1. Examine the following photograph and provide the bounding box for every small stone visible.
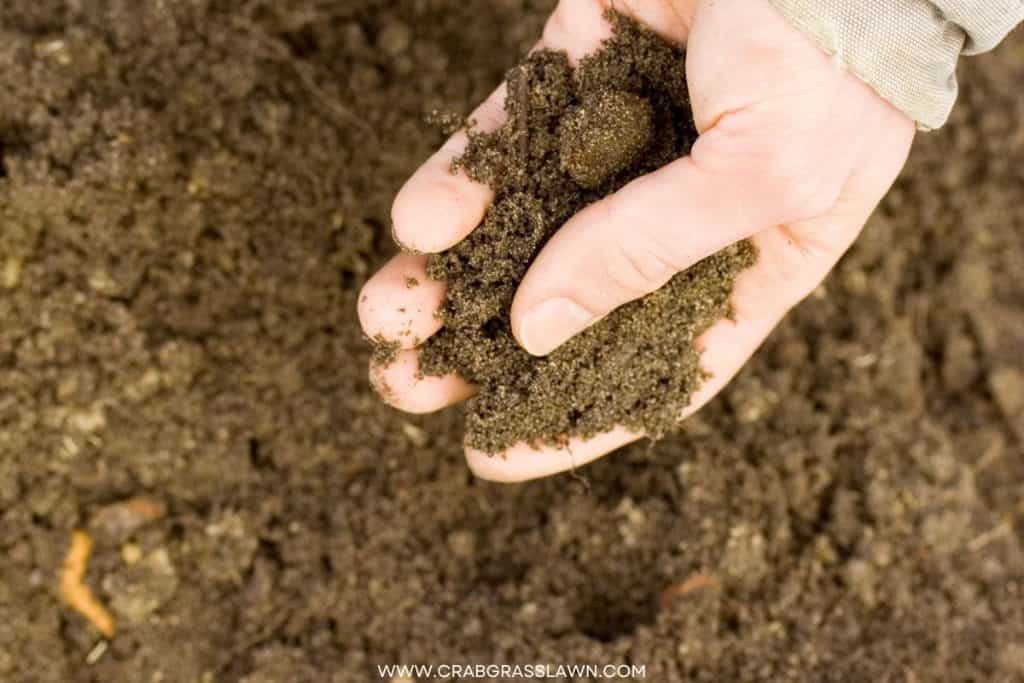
[105,548,179,624]
[61,435,81,458]
[844,559,878,607]
[125,368,163,402]
[34,39,71,65]
[401,422,428,448]
[614,497,646,526]
[56,376,80,402]
[446,530,476,559]
[558,90,653,188]
[88,270,117,295]
[68,405,106,433]
[870,540,894,567]
[2,258,22,289]
[121,543,143,565]
[85,640,108,665]
[378,21,412,57]
[989,367,1024,432]
[517,602,539,623]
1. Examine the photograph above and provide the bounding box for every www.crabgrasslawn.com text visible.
[377,663,646,679]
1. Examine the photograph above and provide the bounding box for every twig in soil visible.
[60,531,115,638]
[514,65,530,161]
[85,640,109,665]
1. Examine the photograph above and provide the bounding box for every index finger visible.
[390,0,642,254]
[390,83,507,254]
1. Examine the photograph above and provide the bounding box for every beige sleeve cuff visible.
[768,0,1024,130]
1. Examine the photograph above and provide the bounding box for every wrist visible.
[767,0,1023,131]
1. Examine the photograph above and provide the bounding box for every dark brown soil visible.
[0,2,1022,682]
[420,15,755,453]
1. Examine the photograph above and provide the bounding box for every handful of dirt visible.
[418,13,756,453]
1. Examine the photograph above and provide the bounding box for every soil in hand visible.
[420,14,756,453]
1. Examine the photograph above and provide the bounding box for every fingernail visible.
[519,298,595,356]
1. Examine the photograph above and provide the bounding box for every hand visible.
[358,0,914,482]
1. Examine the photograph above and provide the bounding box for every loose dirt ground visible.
[0,2,1021,681]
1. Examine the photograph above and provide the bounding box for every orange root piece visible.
[60,530,115,638]
[658,573,720,610]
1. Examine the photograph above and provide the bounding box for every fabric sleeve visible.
[767,0,1024,130]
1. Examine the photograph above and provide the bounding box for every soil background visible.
[0,2,1022,682]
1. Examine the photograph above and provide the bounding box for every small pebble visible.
[378,20,412,57]
[2,258,22,289]
[989,367,1024,420]
[121,544,142,565]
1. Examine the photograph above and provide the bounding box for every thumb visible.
[510,127,839,356]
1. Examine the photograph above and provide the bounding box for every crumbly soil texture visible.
[1,2,1023,682]
[420,15,756,453]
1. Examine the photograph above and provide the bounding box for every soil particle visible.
[103,547,179,624]
[2,257,22,289]
[377,20,413,58]
[942,328,980,391]
[421,13,755,453]
[989,367,1024,437]
[371,334,401,364]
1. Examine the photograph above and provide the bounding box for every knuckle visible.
[602,226,681,300]
[545,0,594,46]
[543,3,574,45]
[774,176,825,219]
[757,145,839,221]
[472,91,506,131]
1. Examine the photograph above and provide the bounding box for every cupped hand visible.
[358,0,914,482]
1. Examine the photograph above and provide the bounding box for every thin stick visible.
[515,66,530,161]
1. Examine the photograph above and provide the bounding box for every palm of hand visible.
[359,0,914,481]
